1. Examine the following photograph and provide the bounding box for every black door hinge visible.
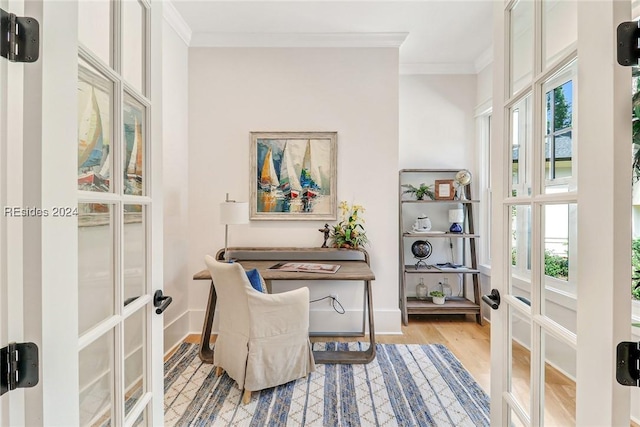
[617,21,640,67]
[616,341,640,387]
[1,342,39,396]
[0,8,39,63]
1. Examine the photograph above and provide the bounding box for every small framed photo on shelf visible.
[435,179,455,200]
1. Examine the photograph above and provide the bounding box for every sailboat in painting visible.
[299,140,321,199]
[78,87,109,191]
[278,142,301,199]
[260,147,280,192]
[126,117,143,183]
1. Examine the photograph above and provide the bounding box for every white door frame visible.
[0,0,26,424]
[490,1,631,426]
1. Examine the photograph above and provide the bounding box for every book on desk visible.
[268,262,341,274]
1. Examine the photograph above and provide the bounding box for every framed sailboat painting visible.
[250,132,337,220]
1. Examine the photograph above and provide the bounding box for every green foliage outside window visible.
[510,248,568,280]
[631,239,640,300]
[544,251,568,280]
[632,70,640,183]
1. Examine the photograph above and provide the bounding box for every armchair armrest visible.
[246,287,309,339]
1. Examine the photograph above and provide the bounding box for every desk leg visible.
[198,280,217,364]
[313,280,376,364]
[364,279,376,362]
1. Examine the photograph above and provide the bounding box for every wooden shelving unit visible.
[399,169,482,325]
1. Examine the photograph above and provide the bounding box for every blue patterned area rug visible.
[164,342,489,426]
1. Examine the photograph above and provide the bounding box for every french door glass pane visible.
[124,204,146,303]
[510,0,534,95]
[512,109,520,187]
[78,203,114,335]
[542,0,577,68]
[124,307,146,417]
[123,0,146,94]
[123,94,145,196]
[544,78,574,193]
[510,309,531,414]
[542,330,576,426]
[79,330,114,427]
[542,203,576,333]
[510,96,531,197]
[78,60,113,193]
[510,205,532,300]
[78,0,111,66]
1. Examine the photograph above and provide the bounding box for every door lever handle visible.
[153,290,172,314]
[482,289,501,310]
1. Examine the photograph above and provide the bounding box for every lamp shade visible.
[220,201,249,225]
[448,208,464,223]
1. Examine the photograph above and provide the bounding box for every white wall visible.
[476,64,493,111]
[188,47,400,334]
[399,74,477,173]
[162,19,190,353]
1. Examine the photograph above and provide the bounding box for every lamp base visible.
[449,222,463,233]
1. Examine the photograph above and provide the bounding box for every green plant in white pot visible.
[430,290,445,305]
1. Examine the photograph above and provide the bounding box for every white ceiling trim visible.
[399,62,477,75]
[473,46,493,73]
[189,32,409,48]
[164,1,192,46]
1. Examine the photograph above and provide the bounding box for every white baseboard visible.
[189,307,402,335]
[163,310,190,355]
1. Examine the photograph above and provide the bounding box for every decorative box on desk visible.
[398,169,482,326]
[193,247,376,365]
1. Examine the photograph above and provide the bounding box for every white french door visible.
[491,1,632,426]
[0,0,165,425]
[76,0,164,426]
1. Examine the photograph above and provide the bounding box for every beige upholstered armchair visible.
[204,255,316,404]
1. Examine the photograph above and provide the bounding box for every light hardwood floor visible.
[182,315,638,427]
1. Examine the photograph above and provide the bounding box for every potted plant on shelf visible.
[430,290,445,305]
[401,183,435,201]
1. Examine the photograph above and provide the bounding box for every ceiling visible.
[170,1,494,73]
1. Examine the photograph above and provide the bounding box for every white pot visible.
[432,296,445,305]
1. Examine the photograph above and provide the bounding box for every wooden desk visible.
[193,247,376,364]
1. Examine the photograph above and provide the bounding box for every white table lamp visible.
[448,208,464,233]
[220,193,249,261]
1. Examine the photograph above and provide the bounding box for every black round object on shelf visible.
[411,240,432,260]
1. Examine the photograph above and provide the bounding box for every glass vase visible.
[416,278,428,300]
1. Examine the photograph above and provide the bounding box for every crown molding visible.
[190,32,408,48]
[399,62,476,75]
[473,47,493,73]
[163,1,192,46]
